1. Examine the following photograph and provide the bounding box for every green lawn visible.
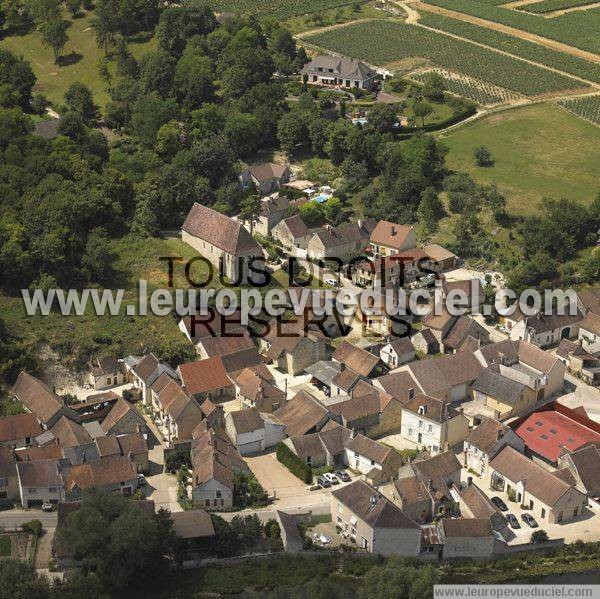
[441,102,600,215]
[0,236,209,366]
[0,10,156,109]
[284,4,390,34]
[0,535,11,557]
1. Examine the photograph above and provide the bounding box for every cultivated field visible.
[418,13,600,84]
[423,0,600,55]
[442,103,600,213]
[411,70,522,106]
[557,94,600,125]
[209,0,364,19]
[304,20,586,95]
[517,0,599,13]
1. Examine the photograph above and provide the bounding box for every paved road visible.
[220,502,331,523]
[0,510,57,529]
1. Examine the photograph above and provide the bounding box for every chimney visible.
[391,225,397,236]
[408,388,415,400]
[82,451,86,463]
[350,428,356,439]
[427,478,433,491]
[498,352,505,365]
[497,428,504,441]
[358,219,363,229]
[467,476,473,487]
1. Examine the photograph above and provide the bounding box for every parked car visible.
[137,473,147,486]
[308,484,322,491]
[0,499,14,511]
[335,470,351,482]
[42,502,55,512]
[521,513,539,528]
[490,496,508,512]
[317,476,331,488]
[506,514,520,529]
[324,472,339,485]
[325,278,339,287]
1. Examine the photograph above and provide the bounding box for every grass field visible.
[0,10,156,109]
[0,535,11,557]
[518,0,599,13]
[418,13,600,84]
[441,102,600,214]
[424,0,600,55]
[284,4,386,34]
[0,236,207,365]
[303,20,586,96]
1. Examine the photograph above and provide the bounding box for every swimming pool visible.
[314,194,330,203]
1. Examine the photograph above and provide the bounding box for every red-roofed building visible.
[512,402,600,465]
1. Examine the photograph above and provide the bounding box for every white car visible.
[323,472,340,485]
[137,473,147,486]
[324,278,339,287]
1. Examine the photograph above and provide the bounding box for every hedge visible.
[276,443,312,484]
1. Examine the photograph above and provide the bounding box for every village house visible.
[400,394,469,454]
[356,287,411,337]
[332,341,383,379]
[458,482,509,536]
[332,480,421,555]
[195,328,256,361]
[101,396,146,436]
[400,351,483,403]
[153,379,204,443]
[380,337,415,369]
[100,433,149,473]
[352,254,421,288]
[224,408,286,455]
[241,193,292,236]
[557,444,600,508]
[578,311,600,355]
[285,421,351,469]
[506,302,583,348]
[0,447,18,501]
[422,309,488,354]
[442,279,485,312]
[65,455,139,499]
[171,510,216,554]
[393,451,463,523]
[178,310,245,348]
[178,357,235,403]
[233,368,285,413]
[191,424,250,509]
[127,353,179,407]
[271,214,311,252]
[11,372,78,430]
[463,417,525,476]
[87,356,126,390]
[182,202,264,284]
[422,244,458,273]
[344,433,402,484]
[490,446,587,524]
[412,328,440,356]
[239,163,291,196]
[275,510,304,553]
[556,339,600,385]
[307,219,376,261]
[16,458,66,508]
[273,389,332,437]
[50,416,93,449]
[302,55,376,90]
[369,221,416,257]
[475,339,566,400]
[511,402,600,467]
[438,518,495,560]
[0,413,41,448]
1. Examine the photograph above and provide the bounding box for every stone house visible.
[154,379,204,443]
[273,390,332,437]
[578,311,600,355]
[285,421,351,469]
[0,413,41,448]
[463,417,525,476]
[490,446,587,524]
[332,480,421,556]
[87,356,126,390]
[412,328,440,355]
[243,193,291,236]
[182,202,264,284]
[344,433,402,483]
[233,368,285,413]
[369,221,416,257]
[16,458,66,508]
[422,244,458,273]
[101,396,146,436]
[307,219,376,261]
[380,337,415,368]
[65,455,139,499]
[128,353,179,407]
[177,357,236,403]
[557,444,600,507]
[556,339,600,385]
[438,518,495,560]
[302,55,376,90]
[239,163,290,196]
[0,447,18,501]
[275,510,304,553]
[271,214,311,252]
[224,409,286,455]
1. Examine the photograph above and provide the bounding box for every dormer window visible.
[418,405,427,415]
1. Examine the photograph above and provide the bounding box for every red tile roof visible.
[0,413,41,443]
[178,358,233,396]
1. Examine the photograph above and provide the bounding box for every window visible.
[574,506,579,517]
[0,492,6,499]
[48,487,57,493]
[549,429,558,435]
[338,503,343,513]
[526,427,534,432]
[216,490,222,498]
[529,500,534,509]
[0,478,7,488]
[541,508,546,518]
[540,434,548,440]
[371,460,375,466]
[28,488,37,494]
[418,420,423,429]
[337,516,342,524]
[428,424,433,433]
[535,421,543,427]
[361,537,369,550]
[205,499,210,507]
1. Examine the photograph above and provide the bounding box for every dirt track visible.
[413,0,600,63]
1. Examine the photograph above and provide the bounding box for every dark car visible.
[336,470,351,482]
[506,514,520,529]
[521,513,539,528]
[316,476,331,488]
[490,496,509,512]
[0,499,14,511]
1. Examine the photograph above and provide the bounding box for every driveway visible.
[467,470,600,544]
[0,510,57,530]
[557,374,600,423]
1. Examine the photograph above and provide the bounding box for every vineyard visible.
[557,95,600,126]
[518,0,599,13]
[304,20,586,96]
[411,69,522,106]
[208,0,362,19]
[418,13,600,84]
[423,0,600,55]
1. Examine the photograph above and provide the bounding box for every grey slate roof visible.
[472,367,525,406]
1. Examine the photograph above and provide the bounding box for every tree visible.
[581,250,600,284]
[130,93,179,147]
[474,145,494,167]
[91,0,119,56]
[0,559,51,599]
[66,0,82,17]
[277,111,308,155]
[28,0,61,24]
[412,99,433,127]
[173,50,214,109]
[417,186,445,233]
[155,120,181,159]
[299,201,324,227]
[65,82,97,123]
[531,529,549,543]
[80,227,112,283]
[0,49,36,110]
[422,71,446,102]
[224,111,260,158]
[367,103,397,133]
[238,194,261,234]
[40,18,68,64]
[324,197,343,226]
